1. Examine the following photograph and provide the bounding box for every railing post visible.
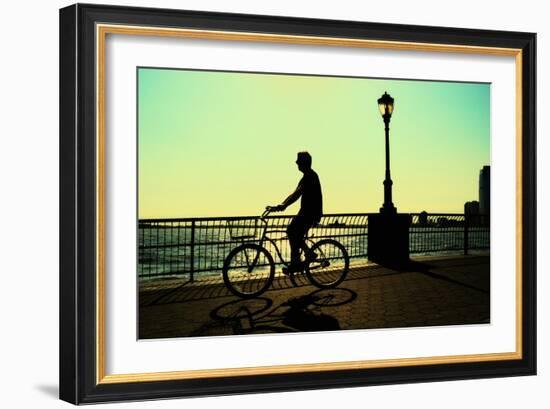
[464,215,469,256]
[190,220,195,282]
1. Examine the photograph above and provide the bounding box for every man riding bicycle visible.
[270,151,323,274]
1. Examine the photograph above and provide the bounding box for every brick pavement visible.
[139,254,489,339]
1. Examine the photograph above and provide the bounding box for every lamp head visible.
[378,91,395,118]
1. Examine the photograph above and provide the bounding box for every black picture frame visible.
[59,3,536,404]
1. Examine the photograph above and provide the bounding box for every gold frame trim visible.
[96,23,523,385]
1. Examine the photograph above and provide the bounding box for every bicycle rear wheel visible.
[305,239,349,289]
[222,243,275,298]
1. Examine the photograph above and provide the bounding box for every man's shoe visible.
[282,263,303,276]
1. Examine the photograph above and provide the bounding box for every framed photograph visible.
[59,3,536,404]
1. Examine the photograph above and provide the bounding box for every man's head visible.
[296,151,312,172]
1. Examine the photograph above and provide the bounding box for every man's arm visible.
[278,180,303,210]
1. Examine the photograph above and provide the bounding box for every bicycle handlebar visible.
[262,206,283,219]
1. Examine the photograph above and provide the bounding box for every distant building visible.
[464,201,481,226]
[479,166,490,215]
[464,201,480,216]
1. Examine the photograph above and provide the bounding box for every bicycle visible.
[222,207,350,298]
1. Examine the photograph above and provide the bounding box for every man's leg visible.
[287,217,303,266]
[298,227,311,255]
[299,222,317,260]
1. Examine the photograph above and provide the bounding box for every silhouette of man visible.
[272,152,323,274]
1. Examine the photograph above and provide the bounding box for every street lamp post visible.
[368,91,411,266]
[378,91,397,214]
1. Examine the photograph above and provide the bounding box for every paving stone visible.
[139,254,490,339]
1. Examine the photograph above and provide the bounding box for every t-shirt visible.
[298,170,323,223]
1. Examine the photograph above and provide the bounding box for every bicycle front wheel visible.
[305,239,349,289]
[222,243,275,298]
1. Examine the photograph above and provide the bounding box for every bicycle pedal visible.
[305,252,318,262]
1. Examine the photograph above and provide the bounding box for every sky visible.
[138,68,490,219]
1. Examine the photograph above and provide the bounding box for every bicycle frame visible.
[250,209,317,267]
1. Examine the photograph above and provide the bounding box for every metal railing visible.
[409,213,489,255]
[138,213,489,281]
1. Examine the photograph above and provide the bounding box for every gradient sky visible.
[138,68,490,219]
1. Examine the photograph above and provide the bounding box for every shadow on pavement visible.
[208,288,357,336]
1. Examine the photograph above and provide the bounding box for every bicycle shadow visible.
[209,288,357,335]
